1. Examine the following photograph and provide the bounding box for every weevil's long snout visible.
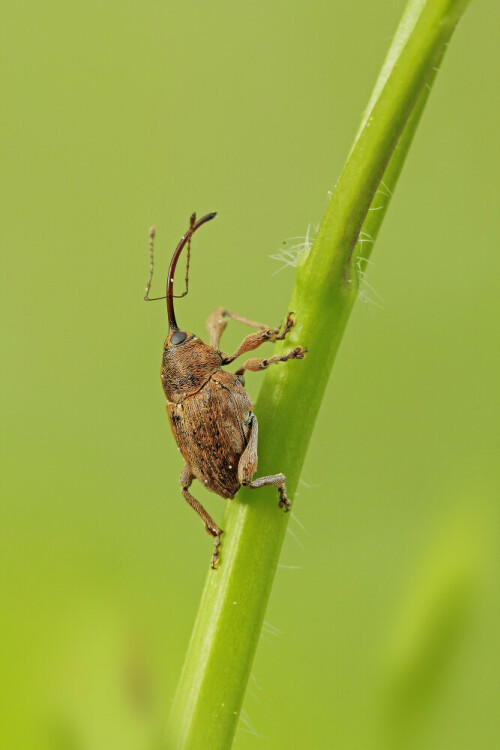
[167,212,217,331]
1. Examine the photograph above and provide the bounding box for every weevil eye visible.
[170,330,188,345]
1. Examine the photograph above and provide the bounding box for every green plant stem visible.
[165,1,471,747]
[353,7,446,273]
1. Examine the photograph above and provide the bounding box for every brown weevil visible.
[145,212,307,568]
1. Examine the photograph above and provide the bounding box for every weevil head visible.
[161,330,222,403]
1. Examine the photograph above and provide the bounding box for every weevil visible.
[144,212,307,568]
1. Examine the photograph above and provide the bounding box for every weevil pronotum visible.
[145,212,307,568]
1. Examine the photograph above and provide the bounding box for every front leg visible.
[237,414,291,512]
[206,307,270,349]
[222,312,296,365]
[206,307,295,355]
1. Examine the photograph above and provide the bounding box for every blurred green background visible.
[1,1,499,748]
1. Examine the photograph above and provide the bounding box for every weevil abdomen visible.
[167,370,253,498]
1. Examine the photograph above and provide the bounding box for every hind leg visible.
[246,474,290,511]
[237,414,291,512]
[180,464,223,568]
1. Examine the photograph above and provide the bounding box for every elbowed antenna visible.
[144,211,217,331]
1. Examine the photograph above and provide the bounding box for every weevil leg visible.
[207,309,296,361]
[247,474,291,511]
[237,415,291,512]
[206,307,270,348]
[180,464,223,568]
[235,345,308,377]
[237,414,259,485]
[223,312,297,365]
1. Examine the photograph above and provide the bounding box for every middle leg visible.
[235,345,307,377]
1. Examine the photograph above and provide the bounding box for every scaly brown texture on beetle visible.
[145,212,307,568]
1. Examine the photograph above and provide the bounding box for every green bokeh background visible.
[1,2,499,748]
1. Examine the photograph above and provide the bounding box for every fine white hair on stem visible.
[356,255,385,310]
[290,511,310,536]
[250,672,264,691]
[299,477,322,489]
[380,179,393,197]
[286,525,305,550]
[270,223,316,274]
[262,620,282,637]
[237,708,267,738]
